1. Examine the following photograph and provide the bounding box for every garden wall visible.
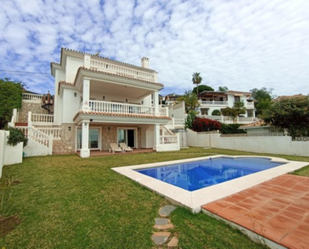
[187,129,309,156]
[0,130,23,178]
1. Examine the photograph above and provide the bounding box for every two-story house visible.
[198,90,256,123]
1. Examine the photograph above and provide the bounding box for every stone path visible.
[151,205,179,248]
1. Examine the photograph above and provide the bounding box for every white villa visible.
[197,90,257,123]
[10,48,183,157]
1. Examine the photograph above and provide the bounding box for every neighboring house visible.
[198,90,257,124]
[10,48,182,157]
[239,120,283,135]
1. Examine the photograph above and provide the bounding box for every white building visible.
[11,48,182,157]
[198,90,256,123]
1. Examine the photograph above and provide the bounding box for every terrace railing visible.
[90,59,156,82]
[22,93,43,102]
[199,100,228,106]
[88,100,156,116]
[30,112,54,125]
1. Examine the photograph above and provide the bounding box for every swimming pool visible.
[113,155,308,212]
[136,157,284,191]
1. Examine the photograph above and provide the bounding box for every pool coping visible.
[112,155,309,213]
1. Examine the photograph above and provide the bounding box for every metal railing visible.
[90,59,156,82]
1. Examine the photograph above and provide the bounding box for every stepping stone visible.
[155,218,169,225]
[151,232,171,245]
[154,218,174,230]
[158,205,176,217]
[167,236,179,248]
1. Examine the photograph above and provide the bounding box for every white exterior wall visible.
[187,129,309,156]
[24,139,49,157]
[143,95,152,106]
[65,57,83,82]
[90,91,148,105]
[168,102,185,119]
[54,70,65,125]
[0,130,23,178]
[62,89,81,123]
[140,125,154,148]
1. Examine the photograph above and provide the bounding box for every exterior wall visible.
[187,129,309,156]
[65,56,83,82]
[23,139,49,157]
[168,102,185,119]
[90,91,146,105]
[140,125,154,148]
[62,89,80,123]
[53,123,76,154]
[54,70,65,125]
[19,102,49,123]
[0,130,23,178]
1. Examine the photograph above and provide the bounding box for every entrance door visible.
[118,129,135,148]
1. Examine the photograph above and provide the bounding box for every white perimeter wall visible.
[0,130,23,178]
[187,129,309,156]
[23,139,49,157]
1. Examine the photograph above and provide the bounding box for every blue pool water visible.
[136,157,284,191]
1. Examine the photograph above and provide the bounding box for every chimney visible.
[141,57,149,68]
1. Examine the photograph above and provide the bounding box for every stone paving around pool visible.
[151,205,179,248]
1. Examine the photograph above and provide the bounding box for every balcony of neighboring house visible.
[199,100,229,107]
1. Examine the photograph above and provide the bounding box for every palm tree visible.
[192,72,202,96]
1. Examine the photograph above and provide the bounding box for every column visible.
[154,91,159,116]
[84,54,91,68]
[153,124,160,151]
[82,79,90,112]
[80,120,90,158]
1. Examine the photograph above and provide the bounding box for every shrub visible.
[212,109,221,116]
[192,118,221,132]
[7,127,28,147]
[220,124,247,134]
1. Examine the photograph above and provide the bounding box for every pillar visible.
[80,120,90,158]
[82,79,90,111]
[154,91,159,116]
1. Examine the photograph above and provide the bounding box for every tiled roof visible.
[73,111,171,121]
[61,47,156,73]
[58,81,74,94]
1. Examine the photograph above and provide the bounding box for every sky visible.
[1,0,309,97]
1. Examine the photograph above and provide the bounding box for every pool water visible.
[136,157,284,191]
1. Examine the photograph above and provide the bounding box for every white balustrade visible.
[159,135,178,144]
[37,127,62,140]
[22,93,43,102]
[159,107,168,116]
[200,100,228,106]
[88,100,156,116]
[31,114,54,124]
[90,59,155,82]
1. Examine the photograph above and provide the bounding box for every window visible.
[77,128,100,150]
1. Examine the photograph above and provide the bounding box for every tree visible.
[192,84,214,94]
[221,101,246,122]
[263,96,309,138]
[192,72,202,95]
[0,78,23,129]
[218,86,228,92]
[250,87,273,116]
[177,90,199,114]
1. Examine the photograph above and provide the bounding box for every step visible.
[15,122,28,126]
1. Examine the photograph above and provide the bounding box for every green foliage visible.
[192,117,221,132]
[0,78,23,129]
[263,96,309,138]
[220,123,247,134]
[192,72,203,94]
[212,109,221,116]
[250,87,273,116]
[221,101,246,122]
[218,86,228,92]
[185,112,196,129]
[7,127,28,147]
[192,84,214,94]
[177,91,199,114]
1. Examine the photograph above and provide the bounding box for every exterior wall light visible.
[68,126,71,131]
[108,127,111,132]
[74,92,77,97]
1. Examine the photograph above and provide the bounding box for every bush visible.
[7,127,28,147]
[220,124,247,134]
[212,109,221,116]
[192,118,221,132]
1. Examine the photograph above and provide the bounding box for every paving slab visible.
[159,205,176,217]
[167,236,179,248]
[155,218,170,225]
[151,232,171,245]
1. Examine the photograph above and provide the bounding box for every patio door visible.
[77,128,100,150]
[117,128,136,148]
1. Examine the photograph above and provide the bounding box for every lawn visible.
[0,147,308,249]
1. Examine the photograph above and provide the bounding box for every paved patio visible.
[76,148,155,157]
[202,174,309,249]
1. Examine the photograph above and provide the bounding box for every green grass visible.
[0,147,308,249]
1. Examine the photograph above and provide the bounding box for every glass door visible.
[117,129,135,148]
[77,128,100,150]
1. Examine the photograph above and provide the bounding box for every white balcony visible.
[86,100,167,117]
[90,59,156,82]
[199,100,228,107]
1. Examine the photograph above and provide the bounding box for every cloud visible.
[0,0,308,96]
